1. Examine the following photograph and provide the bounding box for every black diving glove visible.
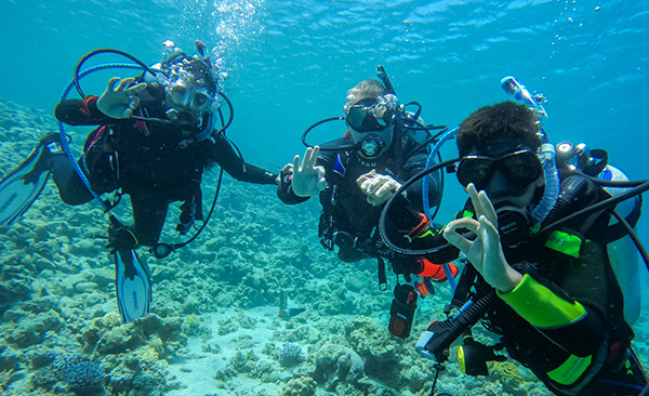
[107,220,138,251]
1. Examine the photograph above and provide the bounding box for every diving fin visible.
[114,248,152,323]
[0,143,51,226]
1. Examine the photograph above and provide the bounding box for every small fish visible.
[278,290,306,319]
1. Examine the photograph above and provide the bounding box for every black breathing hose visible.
[379,158,461,256]
[540,176,590,227]
[301,117,352,149]
[214,92,234,135]
[535,180,649,238]
[424,290,497,362]
[379,162,649,259]
[74,49,158,98]
[612,209,649,273]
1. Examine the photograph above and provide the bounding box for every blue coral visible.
[50,352,106,395]
[278,343,304,367]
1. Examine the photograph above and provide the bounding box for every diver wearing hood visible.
[277,78,458,337]
[35,41,279,248]
[409,101,647,395]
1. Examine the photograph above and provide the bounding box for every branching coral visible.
[278,343,305,367]
[50,351,106,394]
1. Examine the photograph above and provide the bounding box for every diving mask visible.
[345,95,397,133]
[165,79,214,112]
[156,42,217,113]
[456,149,542,191]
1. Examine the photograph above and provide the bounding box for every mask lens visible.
[168,81,213,111]
[192,91,211,109]
[346,105,369,130]
[169,85,187,103]
[371,104,393,127]
[457,157,494,190]
[500,151,542,188]
[346,104,392,132]
[457,151,542,191]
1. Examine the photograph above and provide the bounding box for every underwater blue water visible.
[1,0,649,386]
[3,0,649,205]
[4,0,648,271]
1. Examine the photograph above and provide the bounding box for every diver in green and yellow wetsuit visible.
[410,102,647,395]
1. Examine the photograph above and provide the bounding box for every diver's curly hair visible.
[457,101,541,157]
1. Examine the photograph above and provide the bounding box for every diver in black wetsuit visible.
[38,41,278,249]
[277,78,458,337]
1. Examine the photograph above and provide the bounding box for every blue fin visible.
[0,145,49,226]
[114,249,152,323]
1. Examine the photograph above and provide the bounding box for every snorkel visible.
[501,76,558,226]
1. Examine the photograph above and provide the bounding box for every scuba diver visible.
[390,100,648,395]
[277,72,458,338]
[0,40,279,322]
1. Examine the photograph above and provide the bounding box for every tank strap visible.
[603,195,643,244]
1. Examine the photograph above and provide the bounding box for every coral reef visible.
[0,97,563,396]
[280,376,317,396]
[343,316,402,386]
[228,351,259,374]
[50,352,106,395]
[278,343,305,367]
[313,344,365,389]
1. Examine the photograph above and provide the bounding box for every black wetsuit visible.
[278,131,443,278]
[53,84,277,246]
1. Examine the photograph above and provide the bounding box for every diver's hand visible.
[96,77,147,119]
[443,184,522,293]
[291,146,326,197]
[357,170,403,206]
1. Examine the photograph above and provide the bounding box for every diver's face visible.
[346,97,395,159]
[461,142,544,208]
[485,167,542,209]
[165,78,213,115]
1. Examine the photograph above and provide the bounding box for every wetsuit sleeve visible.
[277,173,310,205]
[210,133,277,185]
[497,274,587,328]
[54,96,112,125]
[497,240,611,387]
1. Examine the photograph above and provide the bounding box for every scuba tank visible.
[605,164,642,325]
[556,142,643,325]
